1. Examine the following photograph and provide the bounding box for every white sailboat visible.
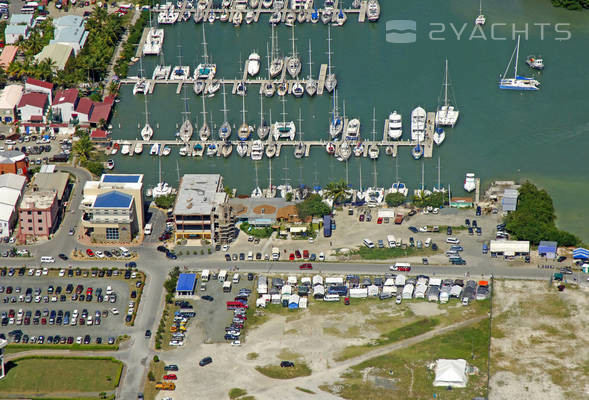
[293,109,306,159]
[368,108,379,159]
[199,96,210,141]
[324,25,337,93]
[433,157,446,192]
[251,163,263,198]
[121,142,131,155]
[257,93,270,140]
[140,93,153,141]
[286,26,301,78]
[435,59,460,127]
[263,159,277,198]
[278,157,293,199]
[269,25,284,79]
[329,89,343,138]
[272,95,296,140]
[390,156,409,197]
[305,39,318,96]
[219,83,231,140]
[152,157,174,198]
[179,88,193,142]
[433,126,445,146]
[475,0,486,25]
[499,35,540,91]
[236,141,248,157]
[387,111,402,140]
[134,142,143,154]
[238,95,253,141]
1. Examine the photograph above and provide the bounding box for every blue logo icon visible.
[386,20,417,43]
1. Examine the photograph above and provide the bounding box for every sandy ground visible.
[154,300,456,400]
[490,280,589,400]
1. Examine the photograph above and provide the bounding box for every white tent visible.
[433,359,468,388]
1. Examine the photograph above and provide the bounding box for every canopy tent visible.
[573,248,589,259]
[433,359,468,388]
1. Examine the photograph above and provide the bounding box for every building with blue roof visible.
[81,174,144,243]
[176,273,197,296]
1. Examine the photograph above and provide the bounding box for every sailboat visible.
[140,93,153,141]
[218,83,231,141]
[251,163,263,198]
[433,126,445,146]
[194,25,217,80]
[293,109,306,159]
[286,26,301,78]
[199,96,211,141]
[179,88,193,142]
[390,157,409,197]
[411,142,424,160]
[153,48,171,80]
[171,45,190,80]
[272,95,296,140]
[338,141,351,161]
[257,93,270,140]
[305,39,318,96]
[236,141,248,157]
[329,90,343,138]
[387,111,402,140]
[324,26,337,93]
[368,108,379,159]
[238,95,253,140]
[435,59,460,127]
[134,142,143,154]
[278,157,293,199]
[263,159,277,198]
[269,25,283,79]
[413,162,431,197]
[475,0,485,25]
[433,157,446,192]
[363,161,385,205]
[499,35,540,91]
[133,57,150,95]
[152,157,174,198]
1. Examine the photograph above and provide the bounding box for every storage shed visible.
[538,241,557,259]
[349,287,368,298]
[490,240,530,256]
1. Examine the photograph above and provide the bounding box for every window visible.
[28,227,32,231]
[28,219,32,223]
[27,211,31,215]
[106,227,119,240]
[37,211,42,215]
[38,219,42,223]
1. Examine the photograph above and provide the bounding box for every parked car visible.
[199,357,213,366]
[299,263,312,270]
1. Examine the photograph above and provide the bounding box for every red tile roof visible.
[75,97,93,115]
[103,94,116,105]
[90,129,108,139]
[89,102,112,123]
[53,88,79,105]
[18,92,48,109]
[26,78,54,90]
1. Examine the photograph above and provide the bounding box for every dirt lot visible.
[155,294,488,400]
[490,280,589,400]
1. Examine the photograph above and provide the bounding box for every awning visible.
[289,226,307,233]
[573,248,589,259]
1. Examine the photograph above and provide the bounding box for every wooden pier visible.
[424,112,435,158]
[317,64,327,95]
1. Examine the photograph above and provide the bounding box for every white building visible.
[17,92,48,122]
[433,359,468,388]
[50,15,89,56]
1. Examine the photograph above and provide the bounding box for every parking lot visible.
[193,273,254,343]
[0,268,137,345]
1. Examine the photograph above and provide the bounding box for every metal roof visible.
[93,191,132,209]
[102,174,142,183]
[0,173,26,192]
[176,273,197,292]
[538,241,557,253]
[33,172,69,200]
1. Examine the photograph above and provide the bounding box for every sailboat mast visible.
[371,107,376,141]
[176,160,180,183]
[514,35,520,78]
[201,96,207,126]
[437,156,441,189]
[281,96,286,124]
[202,25,208,64]
[298,108,303,141]
[479,0,482,15]
[241,95,246,124]
[266,42,271,78]
[421,161,425,191]
[222,83,228,122]
[358,162,362,191]
[444,59,449,107]
[373,160,377,187]
[269,158,272,188]
[327,25,332,75]
[259,93,264,126]
[291,26,296,58]
[307,39,313,79]
[143,91,149,126]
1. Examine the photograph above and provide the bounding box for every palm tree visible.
[72,130,96,164]
[324,179,351,206]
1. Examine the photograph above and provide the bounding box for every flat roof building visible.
[176,273,197,296]
[0,84,23,123]
[490,240,530,257]
[51,15,88,56]
[0,46,18,71]
[18,188,58,241]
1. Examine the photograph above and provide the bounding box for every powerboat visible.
[410,106,426,142]
[345,118,360,140]
[247,52,261,77]
[526,55,544,70]
[325,141,336,155]
[367,0,380,21]
[161,145,172,156]
[411,142,423,160]
[106,159,114,170]
[293,141,305,159]
[265,142,276,158]
[353,142,363,157]
[292,81,304,97]
[134,142,143,154]
[464,173,476,192]
[179,146,188,156]
[368,143,379,159]
[433,126,445,145]
[206,143,217,157]
[250,140,264,161]
[388,111,402,140]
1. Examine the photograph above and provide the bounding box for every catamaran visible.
[219,83,231,140]
[179,88,193,142]
[194,25,217,80]
[435,59,460,127]
[499,35,540,91]
[390,156,409,197]
[410,106,426,142]
[388,111,402,140]
[140,93,153,141]
[133,58,150,95]
[272,96,296,140]
[475,0,485,25]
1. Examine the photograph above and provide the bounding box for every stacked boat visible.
[158,3,179,24]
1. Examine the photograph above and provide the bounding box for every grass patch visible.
[0,356,122,395]
[143,359,166,400]
[229,387,248,399]
[327,319,490,399]
[255,363,312,379]
[5,343,119,355]
[246,352,259,360]
[335,318,440,362]
[352,246,439,260]
[296,387,316,394]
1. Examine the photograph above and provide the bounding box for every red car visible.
[86,249,94,257]
[359,214,365,222]
[302,250,309,259]
[41,318,47,325]
[289,253,295,261]
[163,374,177,380]
[344,297,350,305]
[234,314,247,320]
[86,288,93,296]
[295,250,302,259]
[398,266,411,272]
[377,217,383,224]
[299,263,312,270]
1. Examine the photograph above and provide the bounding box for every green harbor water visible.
[109,0,589,240]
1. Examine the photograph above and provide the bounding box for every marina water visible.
[110,0,589,241]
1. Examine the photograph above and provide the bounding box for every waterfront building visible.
[18,188,59,241]
[173,174,236,245]
[0,173,26,239]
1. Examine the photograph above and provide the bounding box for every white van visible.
[446,237,460,244]
[119,246,130,257]
[247,251,253,260]
[40,256,55,263]
[363,239,375,248]
[232,273,240,284]
[390,262,411,271]
[425,237,432,247]
[144,224,152,235]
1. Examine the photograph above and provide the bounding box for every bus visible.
[323,215,332,237]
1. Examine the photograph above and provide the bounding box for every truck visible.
[387,235,396,248]
[218,270,228,282]
[271,247,280,260]
[222,281,232,293]
[394,214,404,224]
[201,269,210,282]
[323,215,332,237]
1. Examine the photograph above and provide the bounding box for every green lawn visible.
[255,363,312,379]
[0,356,123,394]
[323,320,490,400]
[353,246,439,260]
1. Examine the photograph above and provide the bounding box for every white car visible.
[419,226,428,232]
[17,309,23,317]
[168,340,183,346]
[318,252,325,261]
[222,244,229,252]
[28,269,34,276]
[131,272,137,279]
[106,286,113,295]
[231,340,241,346]
[34,296,41,303]
[76,336,82,344]
[111,308,119,315]
[95,251,105,258]
[59,269,65,277]
[42,268,48,275]
[51,296,57,302]
[35,269,42,277]
[86,316,93,325]
[446,237,460,244]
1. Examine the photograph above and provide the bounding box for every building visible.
[229,197,291,227]
[173,174,235,245]
[51,88,79,124]
[0,173,26,239]
[0,338,6,379]
[450,197,474,208]
[502,188,519,212]
[90,129,110,145]
[51,15,89,56]
[74,97,92,124]
[25,78,54,98]
[32,171,71,209]
[0,151,28,176]
[0,84,23,123]
[35,43,73,71]
[9,14,34,26]
[4,25,29,44]
[17,92,48,122]
[18,188,58,240]
[489,240,530,257]
[0,46,18,71]
[81,174,144,242]
[538,241,557,259]
[175,273,197,296]
[433,359,468,388]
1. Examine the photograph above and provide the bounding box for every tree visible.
[296,194,330,220]
[155,194,176,209]
[72,130,96,163]
[85,161,104,177]
[324,180,351,205]
[285,192,293,202]
[385,192,406,207]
